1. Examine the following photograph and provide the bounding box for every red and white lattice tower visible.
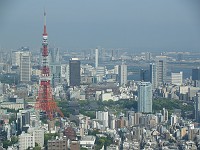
[35,11,64,120]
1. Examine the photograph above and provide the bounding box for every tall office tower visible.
[12,51,22,66]
[145,52,152,61]
[150,63,157,90]
[171,72,183,86]
[16,110,30,134]
[0,82,3,95]
[195,92,200,123]
[140,69,149,82]
[61,64,69,84]
[35,12,64,120]
[138,82,152,113]
[69,58,80,86]
[20,51,31,83]
[162,108,168,123]
[156,56,167,84]
[192,68,200,87]
[119,62,127,86]
[95,48,98,68]
[192,67,200,80]
[48,48,61,87]
[170,114,177,126]
[49,48,60,63]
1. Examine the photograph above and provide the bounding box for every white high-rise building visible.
[95,48,98,68]
[96,111,109,129]
[170,114,177,126]
[114,65,119,74]
[195,92,200,123]
[12,51,22,66]
[171,72,183,86]
[20,51,31,82]
[149,63,157,89]
[61,64,69,85]
[49,48,61,87]
[156,56,167,84]
[119,63,127,86]
[0,82,3,95]
[109,114,116,130]
[30,128,44,148]
[145,52,152,61]
[19,132,35,150]
[138,82,152,113]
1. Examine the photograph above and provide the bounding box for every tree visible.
[11,136,18,144]
[44,133,58,146]
[33,143,41,150]
[2,140,12,149]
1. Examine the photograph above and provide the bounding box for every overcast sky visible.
[0,0,200,52]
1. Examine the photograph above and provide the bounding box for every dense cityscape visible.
[1,2,200,150]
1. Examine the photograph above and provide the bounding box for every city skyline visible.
[0,0,200,51]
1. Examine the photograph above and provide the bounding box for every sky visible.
[0,0,200,52]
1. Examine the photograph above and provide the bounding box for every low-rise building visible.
[80,136,96,149]
[48,136,68,150]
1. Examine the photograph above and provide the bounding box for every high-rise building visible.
[119,63,127,86]
[50,64,61,87]
[20,51,31,83]
[171,72,183,86]
[156,56,167,84]
[28,128,44,148]
[61,64,69,85]
[170,114,177,126]
[49,48,60,63]
[95,48,98,68]
[192,67,200,81]
[145,52,152,61]
[138,82,152,113]
[96,111,109,129]
[69,58,80,86]
[19,132,35,150]
[149,63,157,89]
[12,47,30,66]
[16,110,30,134]
[96,111,108,128]
[195,92,200,123]
[49,48,61,87]
[192,68,200,87]
[140,69,149,82]
[12,51,22,66]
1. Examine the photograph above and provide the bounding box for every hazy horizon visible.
[0,0,200,52]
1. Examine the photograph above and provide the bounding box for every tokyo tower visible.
[35,11,64,120]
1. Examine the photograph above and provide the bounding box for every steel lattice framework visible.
[35,12,64,120]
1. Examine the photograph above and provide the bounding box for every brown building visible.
[70,140,80,150]
[64,127,76,140]
[48,137,68,150]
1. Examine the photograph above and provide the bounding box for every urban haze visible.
[0,0,200,150]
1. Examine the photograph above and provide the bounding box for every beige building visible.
[28,128,44,148]
[171,72,183,86]
[0,102,24,110]
[70,140,80,150]
[19,132,35,150]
